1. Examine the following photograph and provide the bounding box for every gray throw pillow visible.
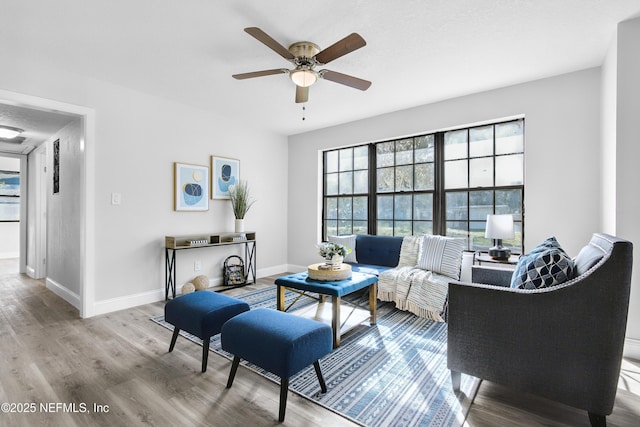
[327,235,357,263]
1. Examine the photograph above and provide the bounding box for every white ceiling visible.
[0,104,76,155]
[1,0,640,139]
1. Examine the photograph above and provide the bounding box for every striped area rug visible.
[151,287,480,427]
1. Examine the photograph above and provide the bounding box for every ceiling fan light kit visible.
[290,68,317,87]
[0,125,24,139]
[232,27,371,104]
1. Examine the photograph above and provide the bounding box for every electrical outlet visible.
[194,260,201,272]
[111,192,121,205]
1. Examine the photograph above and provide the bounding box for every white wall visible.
[615,17,640,358]
[288,68,602,268]
[0,58,289,316]
[45,119,83,299]
[0,156,20,258]
[601,33,617,235]
[89,80,289,310]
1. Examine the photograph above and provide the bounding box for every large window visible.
[322,118,524,252]
[323,145,369,236]
[0,170,20,222]
[443,121,524,252]
[376,135,435,236]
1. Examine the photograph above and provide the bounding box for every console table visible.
[164,232,256,300]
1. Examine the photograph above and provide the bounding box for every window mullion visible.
[434,132,445,236]
[368,143,376,235]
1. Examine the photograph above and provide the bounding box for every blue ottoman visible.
[164,291,249,372]
[221,308,333,422]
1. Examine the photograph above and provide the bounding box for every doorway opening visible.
[0,157,20,273]
[0,89,95,318]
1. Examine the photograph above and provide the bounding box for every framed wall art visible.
[211,156,239,199]
[174,162,209,211]
[0,170,20,222]
[53,138,60,194]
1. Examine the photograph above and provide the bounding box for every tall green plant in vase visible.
[228,180,255,233]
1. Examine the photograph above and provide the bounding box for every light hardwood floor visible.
[0,259,639,426]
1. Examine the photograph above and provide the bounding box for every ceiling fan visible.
[232,27,371,103]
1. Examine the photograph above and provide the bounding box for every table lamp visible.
[485,214,514,260]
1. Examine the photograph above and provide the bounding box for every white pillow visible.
[417,234,465,279]
[397,235,422,267]
[327,235,357,263]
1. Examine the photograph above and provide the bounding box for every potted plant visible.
[228,180,255,232]
[317,242,351,267]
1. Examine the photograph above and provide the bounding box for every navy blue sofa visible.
[347,234,404,276]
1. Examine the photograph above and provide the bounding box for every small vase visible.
[235,219,244,233]
[329,254,343,268]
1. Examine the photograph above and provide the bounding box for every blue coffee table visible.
[275,271,378,347]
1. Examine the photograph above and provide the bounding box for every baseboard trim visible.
[199,265,290,289]
[46,278,80,310]
[87,265,293,316]
[624,337,640,360]
[26,265,36,278]
[285,264,307,274]
[258,264,291,277]
[92,288,165,316]
[0,252,19,259]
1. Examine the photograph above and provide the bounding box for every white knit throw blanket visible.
[378,266,449,322]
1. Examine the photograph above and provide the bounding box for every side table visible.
[474,252,520,268]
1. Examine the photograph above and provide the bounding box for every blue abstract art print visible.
[174,162,209,211]
[211,156,239,199]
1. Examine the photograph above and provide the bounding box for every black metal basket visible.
[223,255,246,286]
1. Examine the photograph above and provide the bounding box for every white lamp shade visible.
[290,69,317,87]
[485,214,515,240]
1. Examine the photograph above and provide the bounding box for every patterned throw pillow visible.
[397,235,422,267]
[417,234,465,279]
[510,237,575,289]
[530,236,566,254]
[327,235,357,263]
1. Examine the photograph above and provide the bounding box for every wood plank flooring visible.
[1,259,639,426]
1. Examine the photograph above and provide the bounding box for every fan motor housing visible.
[288,42,320,59]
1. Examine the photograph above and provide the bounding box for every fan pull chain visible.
[302,104,306,121]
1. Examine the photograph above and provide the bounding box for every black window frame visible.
[321,118,524,253]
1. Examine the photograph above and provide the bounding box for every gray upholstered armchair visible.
[447,233,633,427]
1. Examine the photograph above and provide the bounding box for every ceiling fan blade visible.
[315,33,366,65]
[232,69,288,80]
[295,86,309,103]
[320,70,372,91]
[244,27,295,61]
